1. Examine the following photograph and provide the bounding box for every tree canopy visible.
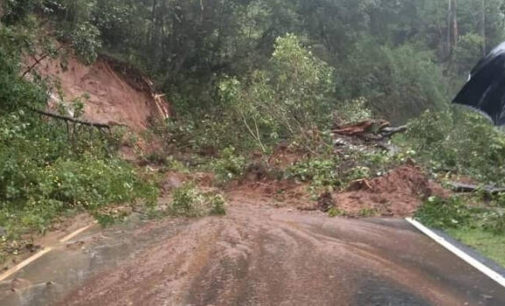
[4,0,504,122]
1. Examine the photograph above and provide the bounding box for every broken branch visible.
[449,182,505,194]
[27,107,111,129]
[21,46,64,79]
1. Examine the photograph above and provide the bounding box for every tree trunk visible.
[452,0,458,47]
[447,0,459,55]
[481,0,487,56]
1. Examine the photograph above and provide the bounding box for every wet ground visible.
[0,199,504,306]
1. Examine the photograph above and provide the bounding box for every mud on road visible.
[1,197,505,306]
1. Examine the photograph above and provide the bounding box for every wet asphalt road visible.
[0,201,504,306]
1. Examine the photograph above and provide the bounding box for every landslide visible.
[28,52,171,131]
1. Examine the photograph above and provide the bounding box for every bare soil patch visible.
[334,165,448,217]
[27,53,171,131]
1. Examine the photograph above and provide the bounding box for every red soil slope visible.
[30,54,171,130]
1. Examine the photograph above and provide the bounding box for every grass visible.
[447,228,505,267]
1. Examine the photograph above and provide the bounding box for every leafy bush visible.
[416,196,477,229]
[400,109,505,185]
[334,97,372,124]
[208,194,227,216]
[285,157,340,189]
[1,0,39,24]
[0,134,158,235]
[219,34,336,151]
[416,196,505,235]
[452,33,485,76]
[210,147,246,183]
[0,15,158,240]
[340,38,447,124]
[68,21,102,64]
[169,183,227,217]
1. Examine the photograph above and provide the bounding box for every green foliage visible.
[210,147,246,184]
[68,21,102,64]
[163,111,250,154]
[208,194,227,216]
[416,196,477,229]
[452,33,485,75]
[5,0,505,124]
[285,157,340,189]
[358,208,379,217]
[219,34,336,151]
[284,148,400,194]
[0,115,159,236]
[0,22,48,113]
[447,228,505,267]
[1,0,40,24]
[340,39,448,124]
[169,183,227,217]
[0,14,158,242]
[401,109,505,185]
[335,97,372,124]
[328,207,345,218]
[416,196,505,235]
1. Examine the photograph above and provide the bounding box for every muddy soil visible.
[334,165,449,217]
[1,197,504,306]
[28,53,170,131]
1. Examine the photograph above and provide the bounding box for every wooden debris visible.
[347,179,373,192]
[449,182,505,194]
[28,107,112,129]
[332,119,407,141]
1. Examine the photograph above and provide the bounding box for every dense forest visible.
[2,0,505,264]
[5,0,505,121]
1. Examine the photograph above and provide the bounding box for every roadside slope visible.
[29,53,171,130]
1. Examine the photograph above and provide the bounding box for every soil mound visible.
[29,53,171,131]
[334,165,447,217]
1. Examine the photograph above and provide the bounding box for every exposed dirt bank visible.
[28,53,171,130]
[334,165,448,217]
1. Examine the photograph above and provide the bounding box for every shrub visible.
[416,196,505,235]
[210,147,246,183]
[209,194,227,216]
[452,33,485,76]
[218,34,336,151]
[68,21,102,64]
[334,97,372,124]
[285,157,340,189]
[339,38,447,124]
[415,196,477,229]
[0,19,158,239]
[400,109,505,185]
[169,183,227,217]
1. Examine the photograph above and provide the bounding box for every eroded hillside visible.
[28,53,171,130]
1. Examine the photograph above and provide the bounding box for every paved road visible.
[1,201,504,305]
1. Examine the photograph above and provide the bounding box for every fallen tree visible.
[449,182,505,195]
[28,107,112,129]
[333,119,407,141]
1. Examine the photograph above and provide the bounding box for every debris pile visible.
[333,119,407,151]
[332,165,447,217]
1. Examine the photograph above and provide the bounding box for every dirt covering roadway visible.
[1,197,505,306]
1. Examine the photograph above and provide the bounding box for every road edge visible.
[0,222,97,283]
[406,217,505,288]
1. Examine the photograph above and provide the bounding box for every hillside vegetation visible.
[2,0,505,264]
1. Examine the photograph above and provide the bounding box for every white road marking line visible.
[0,222,97,282]
[406,217,505,288]
[0,247,53,282]
[60,222,97,243]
